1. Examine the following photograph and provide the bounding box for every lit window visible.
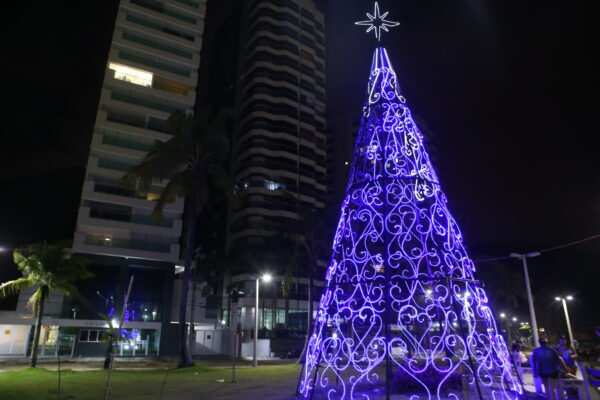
[109,62,153,87]
[264,180,285,191]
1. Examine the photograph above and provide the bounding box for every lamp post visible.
[499,313,514,344]
[555,296,575,346]
[510,252,541,346]
[253,273,272,367]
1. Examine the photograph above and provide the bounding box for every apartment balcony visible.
[95,110,174,142]
[113,18,201,67]
[80,180,184,213]
[105,52,198,103]
[78,206,183,237]
[91,130,148,159]
[72,232,180,263]
[125,0,205,30]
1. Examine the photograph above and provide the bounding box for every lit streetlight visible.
[510,252,541,346]
[253,273,272,367]
[555,296,575,346]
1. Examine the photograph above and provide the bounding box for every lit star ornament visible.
[355,2,400,41]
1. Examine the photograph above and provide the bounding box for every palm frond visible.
[0,278,34,298]
[54,281,93,311]
[151,170,191,220]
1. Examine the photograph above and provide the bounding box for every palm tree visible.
[0,242,92,367]
[123,108,231,367]
[294,207,331,362]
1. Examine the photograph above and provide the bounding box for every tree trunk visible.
[308,258,314,334]
[297,258,315,364]
[30,286,48,367]
[178,178,198,368]
[103,338,113,369]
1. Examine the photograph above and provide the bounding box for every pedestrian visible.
[556,336,578,374]
[531,337,567,400]
[512,341,529,382]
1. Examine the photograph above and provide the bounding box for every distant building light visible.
[264,180,285,191]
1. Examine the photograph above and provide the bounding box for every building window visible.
[109,62,153,87]
[79,329,102,343]
[264,180,285,191]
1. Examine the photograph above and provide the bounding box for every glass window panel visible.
[88,330,99,342]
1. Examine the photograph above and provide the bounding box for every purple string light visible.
[298,48,522,400]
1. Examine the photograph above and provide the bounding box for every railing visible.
[102,131,156,152]
[119,52,191,77]
[105,113,175,135]
[130,0,197,25]
[122,32,193,59]
[98,159,136,172]
[84,235,172,253]
[89,208,174,228]
[131,214,173,228]
[111,91,179,113]
[125,13,195,42]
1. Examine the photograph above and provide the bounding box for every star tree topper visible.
[355,2,400,41]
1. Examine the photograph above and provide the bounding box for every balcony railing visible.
[84,235,172,253]
[97,159,136,172]
[102,132,156,152]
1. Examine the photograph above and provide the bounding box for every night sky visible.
[1,1,598,331]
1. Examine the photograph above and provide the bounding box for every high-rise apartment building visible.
[195,0,328,353]
[0,0,210,359]
[73,0,207,264]
[70,0,209,356]
[229,0,327,258]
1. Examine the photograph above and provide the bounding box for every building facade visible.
[0,0,217,359]
[224,0,328,351]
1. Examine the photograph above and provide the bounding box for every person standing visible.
[513,341,529,382]
[532,337,566,400]
[557,336,578,374]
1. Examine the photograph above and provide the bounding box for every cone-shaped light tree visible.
[298,4,522,400]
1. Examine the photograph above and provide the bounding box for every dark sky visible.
[323,0,599,328]
[1,0,598,329]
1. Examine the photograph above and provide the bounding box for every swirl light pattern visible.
[298,48,522,400]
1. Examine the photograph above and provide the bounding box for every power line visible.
[475,233,600,263]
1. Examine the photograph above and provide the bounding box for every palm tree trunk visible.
[297,260,314,364]
[308,259,314,332]
[30,286,48,367]
[178,178,198,368]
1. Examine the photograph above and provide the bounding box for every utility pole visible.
[510,252,541,346]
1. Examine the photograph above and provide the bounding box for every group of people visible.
[512,336,579,399]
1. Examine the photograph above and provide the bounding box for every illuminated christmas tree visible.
[298,3,522,399]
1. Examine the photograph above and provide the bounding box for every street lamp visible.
[253,273,272,367]
[510,252,541,346]
[555,296,575,346]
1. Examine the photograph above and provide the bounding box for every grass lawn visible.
[0,364,301,400]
